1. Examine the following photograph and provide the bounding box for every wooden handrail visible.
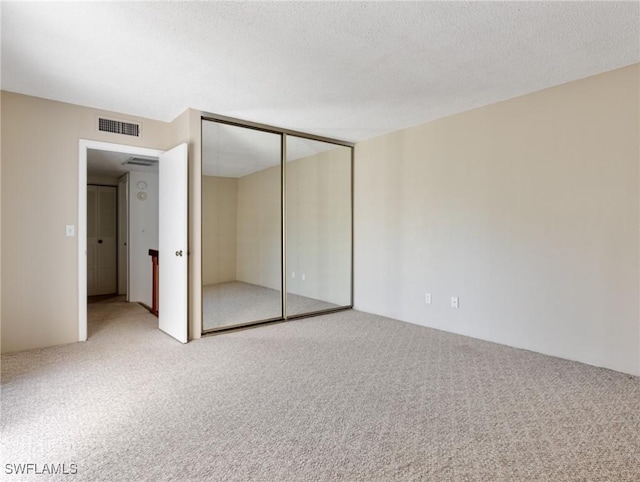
[148,249,159,317]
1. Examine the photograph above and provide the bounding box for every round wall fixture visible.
[136,191,147,201]
[136,180,148,191]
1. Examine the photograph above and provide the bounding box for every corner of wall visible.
[353,64,640,376]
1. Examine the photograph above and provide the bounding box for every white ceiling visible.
[2,2,639,142]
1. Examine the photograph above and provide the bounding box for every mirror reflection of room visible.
[201,118,353,332]
[202,120,282,331]
[285,136,352,317]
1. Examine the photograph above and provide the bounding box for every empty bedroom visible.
[1,1,639,481]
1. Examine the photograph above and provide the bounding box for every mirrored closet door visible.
[201,120,283,331]
[285,136,352,317]
[202,116,352,334]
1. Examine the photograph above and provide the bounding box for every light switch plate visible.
[66,225,75,237]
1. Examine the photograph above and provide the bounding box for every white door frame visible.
[78,140,164,342]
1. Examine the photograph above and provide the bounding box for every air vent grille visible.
[122,157,158,167]
[98,117,140,137]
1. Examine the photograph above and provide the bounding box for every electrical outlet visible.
[292,272,296,279]
[425,293,432,304]
[302,273,306,281]
[451,296,459,308]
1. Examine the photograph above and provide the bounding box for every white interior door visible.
[97,186,118,294]
[87,185,117,296]
[87,186,98,296]
[158,143,188,343]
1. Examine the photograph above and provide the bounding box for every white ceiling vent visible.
[97,116,141,137]
[122,156,158,167]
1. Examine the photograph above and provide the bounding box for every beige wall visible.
[286,147,352,306]
[236,165,282,290]
[355,64,640,376]
[0,91,173,353]
[202,176,238,285]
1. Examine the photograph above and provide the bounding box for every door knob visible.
[175,250,183,257]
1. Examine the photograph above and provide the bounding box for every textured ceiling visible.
[2,1,639,142]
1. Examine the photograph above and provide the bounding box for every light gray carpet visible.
[2,297,639,481]
[203,281,338,330]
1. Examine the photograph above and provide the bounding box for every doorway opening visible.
[78,141,163,342]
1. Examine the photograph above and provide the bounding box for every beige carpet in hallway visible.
[1,297,639,481]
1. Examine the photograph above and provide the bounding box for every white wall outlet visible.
[292,272,296,279]
[302,273,306,281]
[451,296,459,308]
[425,293,432,304]
[65,225,75,237]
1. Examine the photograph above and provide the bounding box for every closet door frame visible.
[200,113,354,335]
